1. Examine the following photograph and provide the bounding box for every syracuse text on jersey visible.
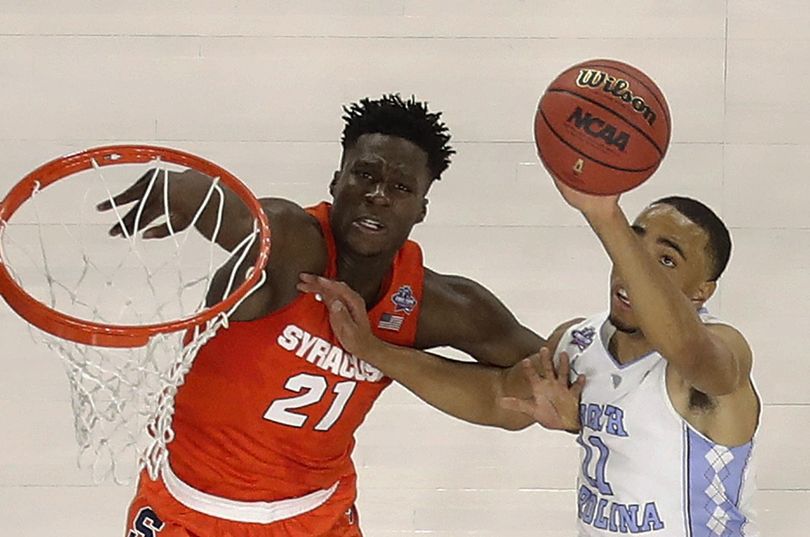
[277,324,385,382]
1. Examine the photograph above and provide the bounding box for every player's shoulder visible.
[546,317,588,354]
[549,317,587,345]
[547,314,614,363]
[706,323,754,377]
[699,309,753,365]
[259,198,323,253]
[214,199,325,320]
[705,321,750,347]
[260,198,319,231]
[258,199,328,294]
[422,269,507,316]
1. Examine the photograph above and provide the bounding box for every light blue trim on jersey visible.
[598,316,660,370]
[685,426,754,537]
[604,348,658,370]
[682,424,694,537]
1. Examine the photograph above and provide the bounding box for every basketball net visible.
[0,147,270,484]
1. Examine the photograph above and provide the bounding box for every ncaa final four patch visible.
[378,313,405,332]
[391,285,417,314]
[570,326,596,351]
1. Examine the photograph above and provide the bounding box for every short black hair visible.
[652,196,731,281]
[341,94,455,181]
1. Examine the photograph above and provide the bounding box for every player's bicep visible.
[467,323,545,367]
[417,272,546,367]
[700,324,753,393]
[469,313,584,369]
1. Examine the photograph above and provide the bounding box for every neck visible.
[335,249,395,307]
[608,330,655,364]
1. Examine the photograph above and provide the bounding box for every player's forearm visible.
[359,340,532,430]
[586,207,708,361]
[179,170,256,251]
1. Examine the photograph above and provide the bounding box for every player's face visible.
[329,133,432,258]
[609,204,716,334]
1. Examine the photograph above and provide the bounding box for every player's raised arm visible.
[551,177,750,396]
[97,168,265,252]
[298,273,584,431]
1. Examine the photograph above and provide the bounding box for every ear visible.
[416,198,428,224]
[329,171,339,197]
[690,280,717,307]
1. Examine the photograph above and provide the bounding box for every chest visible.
[175,300,392,434]
[571,346,679,443]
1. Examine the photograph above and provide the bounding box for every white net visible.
[0,156,265,484]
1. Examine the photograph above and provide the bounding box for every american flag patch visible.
[377,313,404,332]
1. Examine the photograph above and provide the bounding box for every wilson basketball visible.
[534,59,671,195]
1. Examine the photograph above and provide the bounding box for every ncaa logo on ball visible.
[566,107,630,152]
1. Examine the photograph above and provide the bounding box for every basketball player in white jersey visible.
[298,177,760,536]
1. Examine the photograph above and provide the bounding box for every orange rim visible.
[0,145,271,348]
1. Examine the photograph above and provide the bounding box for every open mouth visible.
[353,216,386,233]
[615,287,631,308]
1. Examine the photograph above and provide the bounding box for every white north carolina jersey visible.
[556,311,759,537]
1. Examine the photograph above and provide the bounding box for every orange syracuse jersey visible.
[167,202,424,502]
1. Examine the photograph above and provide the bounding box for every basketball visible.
[534,59,671,195]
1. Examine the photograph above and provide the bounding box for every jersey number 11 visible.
[578,434,614,495]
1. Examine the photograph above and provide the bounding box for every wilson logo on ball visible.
[566,107,630,152]
[575,69,657,126]
[535,59,670,195]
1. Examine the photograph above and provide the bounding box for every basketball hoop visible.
[0,145,271,482]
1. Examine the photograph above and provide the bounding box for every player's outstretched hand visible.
[97,168,212,239]
[499,347,585,432]
[297,273,384,358]
[551,174,620,221]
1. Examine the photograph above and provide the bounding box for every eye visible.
[660,255,676,268]
[395,183,412,193]
[359,171,373,181]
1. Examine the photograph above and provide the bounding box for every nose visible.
[364,181,391,205]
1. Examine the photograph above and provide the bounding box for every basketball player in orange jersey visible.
[300,178,760,535]
[101,95,584,537]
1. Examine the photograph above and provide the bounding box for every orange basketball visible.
[534,59,671,195]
